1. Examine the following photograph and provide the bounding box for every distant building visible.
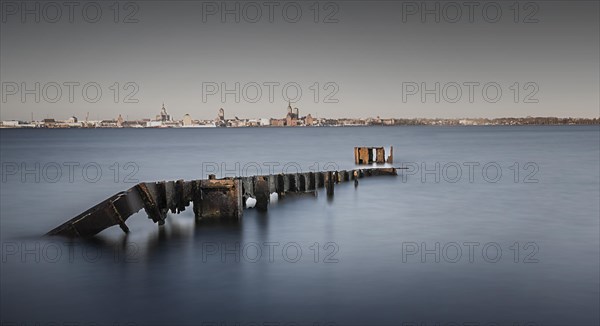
[1,121,19,127]
[146,120,162,128]
[270,118,285,127]
[66,116,78,123]
[42,118,56,127]
[285,101,299,126]
[246,119,260,127]
[156,103,171,122]
[183,114,193,126]
[100,120,118,128]
[116,114,124,127]
[306,114,314,126]
[215,108,226,127]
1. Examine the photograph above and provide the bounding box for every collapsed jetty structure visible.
[354,146,393,164]
[47,167,398,238]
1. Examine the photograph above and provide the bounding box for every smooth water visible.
[1,126,599,326]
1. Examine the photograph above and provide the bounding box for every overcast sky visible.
[1,0,598,121]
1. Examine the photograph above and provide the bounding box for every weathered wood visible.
[307,172,315,191]
[360,147,371,164]
[268,175,276,193]
[287,174,297,192]
[242,176,255,202]
[192,180,202,219]
[342,170,350,182]
[325,171,334,197]
[137,182,166,224]
[298,174,306,192]
[196,178,242,220]
[48,168,397,237]
[254,176,269,211]
[370,167,398,176]
[316,172,324,188]
[355,146,393,165]
[283,173,290,193]
[276,174,285,195]
[376,148,385,163]
[175,179,187,213]
[165,181,175,213]
[46,187,144,237]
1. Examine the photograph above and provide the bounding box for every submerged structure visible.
[47,168,398,238]
[354,146,393,164]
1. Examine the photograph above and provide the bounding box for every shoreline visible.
[1,123,599,129]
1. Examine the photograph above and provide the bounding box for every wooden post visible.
[325,171,334,197]
[255,176,269,211]
[362,147,371,164]
[376,147,385,163]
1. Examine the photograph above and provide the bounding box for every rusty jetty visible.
[47,167,398,238]
[354,146,393,164]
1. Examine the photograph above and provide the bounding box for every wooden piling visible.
[325,171,334,197]
[288,174,296,192]
[316,172,324,188]
[307,172,315,191]
[298,174,306,192]
[276,174,285,195]
[254,176,269,211]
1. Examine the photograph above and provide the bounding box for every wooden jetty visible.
[47,168,398,238]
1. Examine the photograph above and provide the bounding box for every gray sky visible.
[1,0,599,121]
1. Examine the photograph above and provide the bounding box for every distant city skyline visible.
[2,99,598,125]
[1,1,599,120]
[1,100,596,129]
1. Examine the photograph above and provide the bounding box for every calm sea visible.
[1,126,599,326]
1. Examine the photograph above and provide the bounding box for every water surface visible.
[1,126,598,325]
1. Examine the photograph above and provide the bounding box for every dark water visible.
[1,126,599,326]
